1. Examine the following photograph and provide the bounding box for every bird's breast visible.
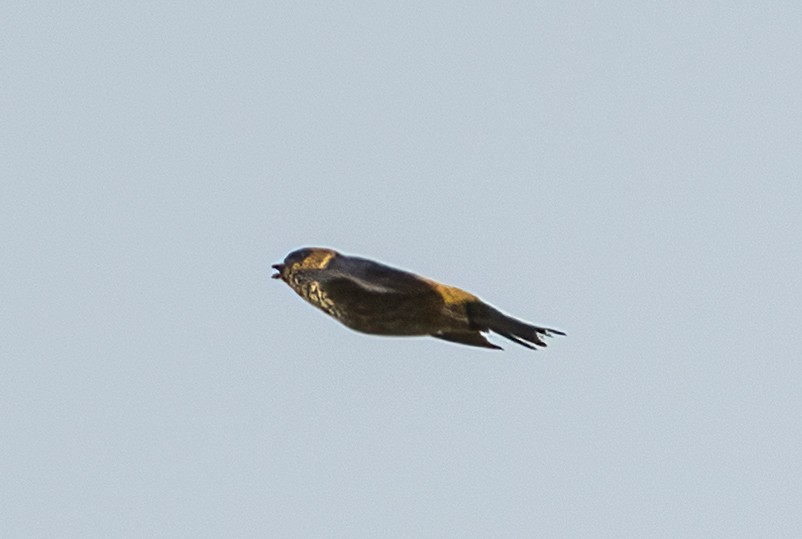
[291,277,342,319]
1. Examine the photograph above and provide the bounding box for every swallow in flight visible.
[272,247,565,350]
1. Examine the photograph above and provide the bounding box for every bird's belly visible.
[296,279,467,336]
[337,302,466,336]
[338,313,433,336]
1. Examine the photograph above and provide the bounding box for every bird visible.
[271,247,565,350]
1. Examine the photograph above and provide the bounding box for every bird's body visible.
[272,247,565,350]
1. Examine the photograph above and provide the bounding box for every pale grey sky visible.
[2,2,801,537]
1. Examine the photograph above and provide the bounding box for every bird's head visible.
[271,247,338,282]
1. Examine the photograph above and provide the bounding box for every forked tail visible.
[467,301,565,350]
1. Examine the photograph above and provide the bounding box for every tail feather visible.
[467,302,565,350]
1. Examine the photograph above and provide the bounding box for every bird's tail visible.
[467,301,565,350]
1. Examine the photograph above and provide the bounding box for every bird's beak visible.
[271,263,285,280]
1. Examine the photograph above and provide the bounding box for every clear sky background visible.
[2,2,801,537]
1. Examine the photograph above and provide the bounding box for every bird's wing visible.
[328,256,435,295]
[321,273,443,316]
